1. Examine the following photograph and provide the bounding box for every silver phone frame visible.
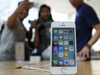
[50,22,77,74]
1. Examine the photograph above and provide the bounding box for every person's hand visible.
[45,25,51,32]
[30,21,42,29]
[16,1,33,13]
[77,46,90,59]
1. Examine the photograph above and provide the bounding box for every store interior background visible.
[0,0,100,59]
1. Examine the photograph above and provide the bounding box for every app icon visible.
[64,53,69,57]
[64,30,68,34]
[59,60,63,65]
[69,29,73,33]
[69,35,73,39]
[59,35,63,39]
[59,47,63,51]
[53,53,58,58]
[64,60,69,65]
[64,47,68,51]
[59,41,63,45]
[69,47,74,51]
[53,60,58,65]
[64,41,68,45]
[70,60,74,65]
[54,41,58,45]
[69,41,73,45]
[54,29,58,34]
[53,47,58,51]
[54,35,58,39]
[59,53,63,57]
[59,29,63,34]
[64,35,68,39]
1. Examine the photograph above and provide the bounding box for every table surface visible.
[0,60,100,75]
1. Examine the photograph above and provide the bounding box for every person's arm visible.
[26,28,32,41]
[33,28,40,47]
[78,24,100,58]
[7,1,33,29]
[7,10,19,29]
[30,22,42,47]
[88,24,100,46]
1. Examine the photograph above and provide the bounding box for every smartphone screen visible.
[52,28,76,67]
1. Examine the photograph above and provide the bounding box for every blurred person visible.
[0,0,33,61]
[69,0,100,60]
[30,4,53,58]
[0,24,4,44]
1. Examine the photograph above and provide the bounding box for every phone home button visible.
[61,68,67,73]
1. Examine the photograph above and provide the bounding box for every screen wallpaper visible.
[52,28,76,67]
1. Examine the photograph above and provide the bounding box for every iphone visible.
[50,22,77,74]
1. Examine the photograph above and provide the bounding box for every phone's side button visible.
[61,68,67,73]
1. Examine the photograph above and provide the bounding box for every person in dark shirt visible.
[69,0,100,59]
